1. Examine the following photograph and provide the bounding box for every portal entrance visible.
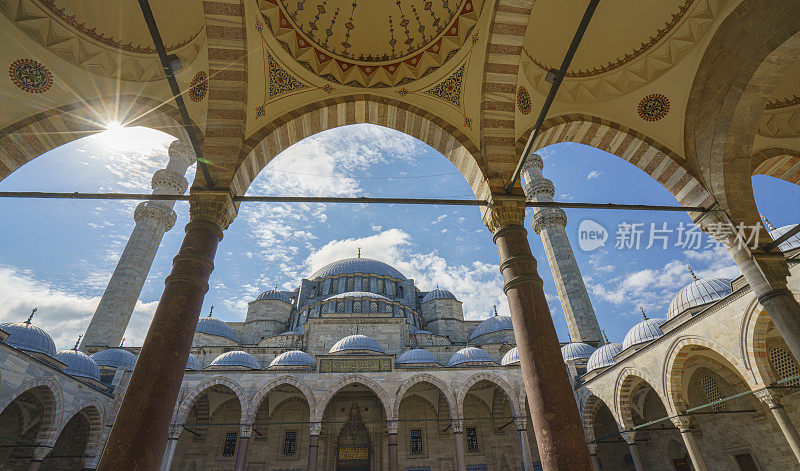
[321,383,386,471]
[336,403,371,471]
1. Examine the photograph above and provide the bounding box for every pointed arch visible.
[614,368,669,430]
[752,146,800,185]
[53,402,104,469]
[391,373,457,421]
[313,375,392,422]
[172,377,247,431]
[456,372,519,418]
[247,376,316,424]
[0,378,63,449]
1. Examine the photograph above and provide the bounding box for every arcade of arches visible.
[1,0,800,470]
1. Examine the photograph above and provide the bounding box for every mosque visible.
[1,1,800,470]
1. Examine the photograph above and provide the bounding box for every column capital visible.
[513,416,528,431]
[189,190,238,231]
[670,414,695,432]
[754,389,784,408]
[135,201,177,230]
[309,422,322,436]
[387,419,399,434]
[168,425,182,439]
[482,196,526,234]
[239,424,253,439]
[32,445,52,461]
[619,430,637,445]
[451,418,464,433]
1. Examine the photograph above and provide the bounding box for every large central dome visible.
[310,258,407,280]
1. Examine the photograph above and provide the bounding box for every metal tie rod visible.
[0,191,709,212]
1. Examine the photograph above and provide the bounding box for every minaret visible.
[521,154,603,345]
[81,141,195,350]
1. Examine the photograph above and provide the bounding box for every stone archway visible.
[248,380,314,469]
[582,394,630,471]
[752,147,800,185]
[41,405,102,470]
[0,384,60,469]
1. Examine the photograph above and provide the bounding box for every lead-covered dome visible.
[269,350,316,368]
[501,347,519,366]
[0,321,57,357]
[255,288,292,304]
[622,318,664,350]
[186,354,202,370]
[90,348,137,371]
[311,258,407,280]
[397,348,440,367]
[208,350,261,369]
[325,291,391,302]
[668,278,732,319]
[586,342,622,373]
[422,288,457,303]
[329,334,384,354]
[769,225,800,253]
[56,349,101,381]
[561,342,596,362]
[196,316,240,342]
[447,347,496,367]
[469,315,513,341]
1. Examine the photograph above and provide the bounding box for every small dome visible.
[279,325,305,335]
[208,350,261,369]
[422,288,457,303]
[311,258,407,280]
[469,315,513,341]
[501,347,519,366]
[769,225,800,253]
[56,349,101,381]
[0,322,57,357]
[586,343,623,373]
[668,278,732,319]
[329,335,384,354]
[196,317,240,342]
[255,288,292,304]
[269,350,316,368]
[622,318,664,350]
[561,342,596,362]
[325,291,391,302]
[408,325,433,335]
[447,347,496,367]
[396,349,440,366]
[90,348,138,371]
[186,354,202,370]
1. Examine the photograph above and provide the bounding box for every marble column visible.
[81,141,196,350]
[452,419,467,471]
[234,425,251,471]
[307,422,321,471]
[671,416,707,471]
[158,435,179,471]
[622,432,644,471]
[587,444,601,471]
[521,154,603,345]
[757,390,800,464]
[387,420,399,471]
[484,199,592,470]
[515,418,534,471]
[97,191,236,470]
[28,446,50,471]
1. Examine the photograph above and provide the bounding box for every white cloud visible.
[587,170,603,180]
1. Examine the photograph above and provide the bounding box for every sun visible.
[93,123,173,152]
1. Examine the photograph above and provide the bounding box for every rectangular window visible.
[410,429,423,454]
[466,427,478,452]
[283,431,297,456]
[222,432,237,457]
[734,453,758,471]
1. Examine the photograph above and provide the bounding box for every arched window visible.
[769,346,800,386]
[353,301,362,313]
[700,375,727,412]
[336,302,345,313]
[377,279,384,294]
[347,277,354,291]
[331,278,339,293]
[397,285,405,297]
[370,301,378,313]
[362,277,369,291]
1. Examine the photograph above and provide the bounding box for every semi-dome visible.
[325,291,391,302]
[501,347,519,366]
[769,225,800,253]
[0,321,57,357]
[56,350,101,381]
[422,288,457,303]
[329,334,384,354]
[668,278,732,319]
[90,348,137,371]
[396,348,440,366]
[586,343,623,373]
[469,315,514,341]
[195,316,240,342]
[269,350,316,368]
[208,350,261,369]
[311,258,407,280]
[255,288,292,304]
[447,347,496,367]
[561,342,596,362]
[622,318,664,350]
[186,354,202,370]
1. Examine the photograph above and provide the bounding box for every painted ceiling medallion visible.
[517,86,532,115]
[425,63,465,107]
[189,71,208,102]
[9,59,53,94]
[259,0,483,88]
[637,94,670,122]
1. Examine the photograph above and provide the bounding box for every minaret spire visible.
[761,213,776,231]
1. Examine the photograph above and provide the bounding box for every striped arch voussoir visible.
[247,375,316,423]
[314,375,392,423]
[392,373,457,421]
[173,377,248,432]
[752,147,800,185]
[614,368,667,429]
[742,302,778,386]
[456,372,519,419]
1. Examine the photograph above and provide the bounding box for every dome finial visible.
[640,306,648,320]
[601,330,610,344]
[25,307,37,324]
[761,213,776,230]
[73,334,82,351]
[493,305,498,317]
[688,265,698,281]
[357,247,361,258]
[208,305,214,317]
[436,283,439,289]
[119,337,125,347]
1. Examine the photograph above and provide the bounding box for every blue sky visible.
[0,124,797,349]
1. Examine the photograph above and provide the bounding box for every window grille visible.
[283,431,297,456]
[336,302,345,313]
[377,279,384,293]
[331,279,339,292]
[370,301,378,312]
[769,346,800,386]
[362,277,369,291]
[389,282,396,296]
[385,303,393,313]
[700,375,727,411]
[466,427,478,452]
[222,432,237,457]
[347,277,354,291]
[410,429,423,454]
[353,301,362,312]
